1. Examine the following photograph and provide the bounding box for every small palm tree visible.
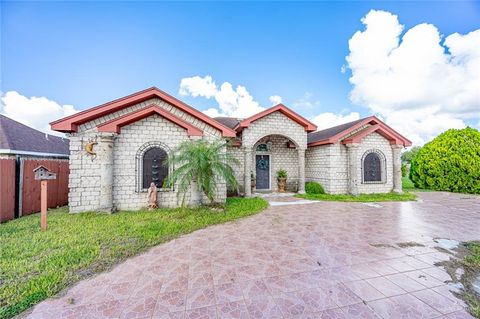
[165,139,239,206]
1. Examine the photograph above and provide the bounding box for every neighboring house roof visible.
[0,114,69,156]
[213,117,240,130]
[237,104,317,132]
[307,116,412,147]
[50,87,236,137]
[97,105,203,136]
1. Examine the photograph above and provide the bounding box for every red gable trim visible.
[342,124,400,145]
[97,105,203,136]
[50,87,235,137]
[237,104,317,132]
[308,116,412,147]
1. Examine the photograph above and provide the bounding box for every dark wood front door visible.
[256,155,270,190]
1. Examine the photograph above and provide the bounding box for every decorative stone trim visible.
[135,141,173,192]
[361,149,387,184]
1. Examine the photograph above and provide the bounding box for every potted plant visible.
[277,169,287,192]
[250,171,256,191]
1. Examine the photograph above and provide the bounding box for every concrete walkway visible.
[25,192,480,319]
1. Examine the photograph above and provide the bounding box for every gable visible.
[307,116,411,147]
[97,105,203,136]
[237,104,317,132]
[50,87,235,137]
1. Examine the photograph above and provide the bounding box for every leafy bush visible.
[401,163,408,177]
[305,182,325,194]
[277,168,287,179]
[410,127,480,194]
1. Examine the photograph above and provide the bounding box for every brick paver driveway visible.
[26,192,480,319]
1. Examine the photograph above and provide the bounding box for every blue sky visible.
[1,1,479,144]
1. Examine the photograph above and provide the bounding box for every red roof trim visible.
[50,87,235,137]
[342,124,400,145]
[308,116,412,147]
[237,104,317,132]
[97,105,203,136]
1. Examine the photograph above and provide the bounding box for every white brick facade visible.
[67,99,225,213]
[63,92,405,213]
[305,132,396,194]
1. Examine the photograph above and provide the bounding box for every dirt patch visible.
[436,242,480,318]
[396,241,425,248]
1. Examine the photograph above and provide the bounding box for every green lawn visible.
[0,197,268,319]
[296,191,417,202]
[402,176,416,190]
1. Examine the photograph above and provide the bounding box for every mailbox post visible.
[33,166,57,230]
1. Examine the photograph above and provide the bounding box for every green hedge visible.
[305,182,325,194]
[410,127,480,194]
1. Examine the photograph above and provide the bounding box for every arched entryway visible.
[244,134,305,195]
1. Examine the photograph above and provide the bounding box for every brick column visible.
[244,147,252,197]
[99,133,115,213]
[346,143,360,196]
[298,148,306,194]
[391,144,404,193]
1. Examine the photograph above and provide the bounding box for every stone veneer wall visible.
[67,98,225,213]
[305,131,394,194]
[232,111,307,194]
[241,112,307,149]
[356,132,394,193]
[253,136,299,192]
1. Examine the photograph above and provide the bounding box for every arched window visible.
[142,147,168,189]
[362,151,384,183]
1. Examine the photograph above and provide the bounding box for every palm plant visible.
[165,139,239,206]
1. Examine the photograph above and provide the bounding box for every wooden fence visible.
[0,158,16,222]
[0,157,69,222]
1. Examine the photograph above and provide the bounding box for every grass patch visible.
[296,192,416,202]
[0,197,268,319]
[464,242,480,268]
[402,176,416,190]
[462,241,480,318]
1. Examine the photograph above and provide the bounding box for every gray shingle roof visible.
[307,118,365,144]
[0,114,69,155]
[214,117,240,130]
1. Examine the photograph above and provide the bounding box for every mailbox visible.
[33,165,57,180]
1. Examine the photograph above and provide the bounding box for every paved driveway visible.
[26,192,480,319]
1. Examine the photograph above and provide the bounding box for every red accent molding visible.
[237,104,317,132]
[50,87,235,137]
[342,124,401,145]
[97,105,203,136]
[308,116,412,147]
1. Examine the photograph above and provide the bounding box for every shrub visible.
[277,169,287,179]
[401,163,408,177]
[305,182,325,194]
[410,127,480,194]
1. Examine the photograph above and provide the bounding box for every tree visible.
[401,146,421,163]
[410,127,480,194]
[165,139,239,205]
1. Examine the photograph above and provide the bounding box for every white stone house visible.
[51,87,411,213]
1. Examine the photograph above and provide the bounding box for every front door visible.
[256,155,270,190]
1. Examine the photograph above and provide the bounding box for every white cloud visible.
[311,112,360,130]
[293,92,320,109]
[0,91,79,136]
[179,75,217,98]
[269,95,282,105]
[179,75,265,118]
[346,9,480,145]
